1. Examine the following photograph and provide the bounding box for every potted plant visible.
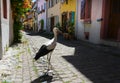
[39,19,44,31]
[55,22,62,31]
[67,22,75,39]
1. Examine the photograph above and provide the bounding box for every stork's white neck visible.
[53,30,58,42]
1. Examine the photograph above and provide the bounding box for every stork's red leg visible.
[47,51,53,70]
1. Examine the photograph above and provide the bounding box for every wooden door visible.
[62,12,67,32]
[50,17,54,32]
[108,0,120,40]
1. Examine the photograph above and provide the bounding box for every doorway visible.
[108,0,120,40]
[101,0,120,41]
[50,17,54,32]
[62,12,67,32]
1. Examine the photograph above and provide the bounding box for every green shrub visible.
[13,21,23,43]
[68,22,75,35]
[40,19,44,31]
[55,22,62,31]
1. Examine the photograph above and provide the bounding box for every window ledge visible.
[84,19,91,24]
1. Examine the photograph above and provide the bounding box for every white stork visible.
[34,27,62,70]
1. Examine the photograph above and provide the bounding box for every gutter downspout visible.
[0,0,3,59]
[75,0,78,39]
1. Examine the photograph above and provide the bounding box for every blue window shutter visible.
[71,12,75,23]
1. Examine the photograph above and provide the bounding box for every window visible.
[49,0,51,8]
[66,0,68,4]
[41,5,43,11]
[51,0,54,7]
[56,0,58,4]
[42,3,46,12]
[81,0,92,23]
[3,0,7,19]
[37,7,40,14]
[44,3,46,10]
[49,0,54,8]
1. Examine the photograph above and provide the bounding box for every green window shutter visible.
[71,12,75,24]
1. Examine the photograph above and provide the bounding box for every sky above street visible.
[32,0,36,2]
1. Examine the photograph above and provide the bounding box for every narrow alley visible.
[0,0,120,83]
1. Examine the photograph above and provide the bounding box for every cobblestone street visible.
[0,31,120,83]
[25,31,120,83]
[0,0,120,83]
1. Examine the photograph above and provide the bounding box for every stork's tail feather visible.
[34,53,42,60]
[34,54,39,61]
[34,57,39,61]
[33,45,54,61]
[33,45,46,61]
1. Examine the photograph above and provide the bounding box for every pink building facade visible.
[37,0,47,31]
[76,0,120,47]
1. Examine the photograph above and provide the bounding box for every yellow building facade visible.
[60,0,76,34]
[61,0,76,13]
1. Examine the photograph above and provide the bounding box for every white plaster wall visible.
[1,0,12,54]
[76,0,103,44]
[76,0,85,40]
[47,2,61,32]
[89,0,103,44]
[48,2,61,22]
[0,0,2,59]
[75,21,85,40]
[38,13,46,30]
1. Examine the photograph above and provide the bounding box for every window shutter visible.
[81,0,86,19]
[85,0,92,20]
[3,0,7,19]
[71,12,75,23]
[49,0,50,7]
[44,3,46,10]
[80,0,92,23]
[51,0,53,7]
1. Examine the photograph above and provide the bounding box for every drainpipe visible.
[75,0,78,39]
[46,1,48,32]
[0,0,2,59]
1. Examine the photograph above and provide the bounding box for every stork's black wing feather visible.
[34,45,54,60]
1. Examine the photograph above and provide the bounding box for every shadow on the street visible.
[31,74,53,83]
[62,46,120,83]
[25,30,54,39]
